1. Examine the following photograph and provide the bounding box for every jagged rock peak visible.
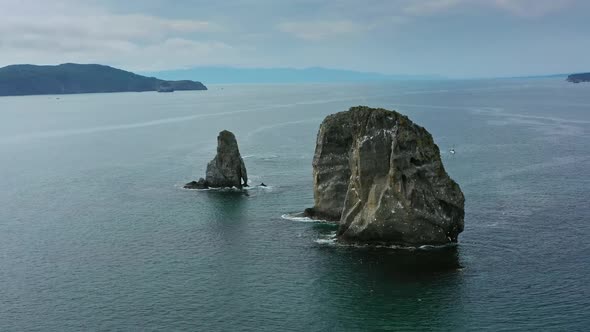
[184,130,248,189]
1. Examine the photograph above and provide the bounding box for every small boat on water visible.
[450,148,456,154]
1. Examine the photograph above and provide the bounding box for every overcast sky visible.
[1,0,589,77]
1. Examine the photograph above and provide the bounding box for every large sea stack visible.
[184,130,248,189]
[305,106,464,245]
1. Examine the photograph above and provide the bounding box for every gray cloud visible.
[0,0,234,70]
[277,20,368,41]
[402,0,575,16]
[0,0,588,76]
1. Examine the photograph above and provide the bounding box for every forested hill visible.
[0,63,207,96]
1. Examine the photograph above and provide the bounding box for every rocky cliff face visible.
[184,130,248,189]
[307,106,464,245]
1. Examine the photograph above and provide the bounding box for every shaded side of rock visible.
[309,106,465,245]
[205,130,248,188]
[304,111,359,221]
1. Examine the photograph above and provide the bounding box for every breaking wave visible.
[281,212,331,223]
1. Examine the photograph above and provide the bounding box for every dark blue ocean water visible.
[0,80,589,331]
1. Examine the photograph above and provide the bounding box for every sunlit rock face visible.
[306,106,464,245]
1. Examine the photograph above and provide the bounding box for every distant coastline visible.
[146,66,444,84]
[567,73,590,84]
[0,63,207,97]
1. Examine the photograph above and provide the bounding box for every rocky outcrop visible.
[184,178,208,189]
[306,106,464,245]
[567,73,590,83]
[184,130,248,189]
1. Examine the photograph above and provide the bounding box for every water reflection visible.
[203,190,248,229]
[307,233,466,330]
[356,246,461,276]
[311,223,462,276]
[319,244,462,279]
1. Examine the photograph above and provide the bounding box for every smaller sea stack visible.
[184,130,248,189]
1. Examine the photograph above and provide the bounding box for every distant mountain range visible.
[567,73,590,83]
[505,73,569,79]
[0,63,583,97]
[146,67,444,84]
[0,63,207,96]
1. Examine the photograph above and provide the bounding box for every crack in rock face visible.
[305,106,464,246]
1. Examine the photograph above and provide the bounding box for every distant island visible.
[567,73,590,83]
[0,63,207,96]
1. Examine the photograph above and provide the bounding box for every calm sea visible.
[0,80,589,331]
